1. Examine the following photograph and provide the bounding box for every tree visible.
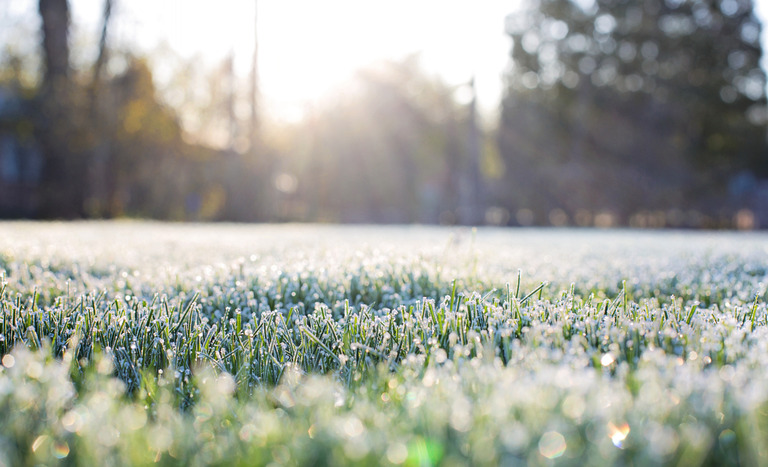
[85,0,114,217]
[37,0,87,218]
[498,0,768,225]
[39,0,70,87]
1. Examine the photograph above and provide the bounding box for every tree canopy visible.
[497,0,768,226]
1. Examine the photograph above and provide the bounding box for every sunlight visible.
[257,0,513,119]
[258,0,475,119]
[109,0,513,121]
[607,422,630,449]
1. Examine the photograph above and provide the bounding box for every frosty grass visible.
[0,222,767,466]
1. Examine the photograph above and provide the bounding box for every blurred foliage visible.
[497,0,768,226]
[1,0,768,226]
[269,57,472,223]
[0,1,473,223]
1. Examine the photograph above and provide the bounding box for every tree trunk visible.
[86,0,114,217]
[37,0,84,218]
[39,0,70,85]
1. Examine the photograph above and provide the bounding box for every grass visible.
[0,221,767,465]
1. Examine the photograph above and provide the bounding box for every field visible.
[0,222,767,466]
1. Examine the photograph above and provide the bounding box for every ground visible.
[0,222,766,465]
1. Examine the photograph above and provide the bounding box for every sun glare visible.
[110,0,513,122]
[258,0,473,119]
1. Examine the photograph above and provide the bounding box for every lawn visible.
[0,222,766,466]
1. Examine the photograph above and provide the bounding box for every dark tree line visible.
[495,0,768,227]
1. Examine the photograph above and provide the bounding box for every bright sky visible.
[4,0,768,123]
[101,0,515,122]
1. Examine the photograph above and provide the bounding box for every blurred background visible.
[1,0,767,228]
